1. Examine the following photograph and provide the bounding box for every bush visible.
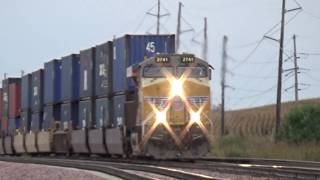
[278,104,320,143]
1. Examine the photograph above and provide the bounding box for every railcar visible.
[0,35,213,159]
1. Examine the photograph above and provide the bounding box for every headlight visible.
[171,79,183,97]
[156,111,167,124]
[190,111,201,124]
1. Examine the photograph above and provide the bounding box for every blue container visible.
[61,54,80,102]
[95,98,110,128]
[21,110,31,133]
[61,102,78,130]
[112,95,126,127]
[112,34,175,93]
[78,99,94,129]
[43,105,60,131]
[31,69,44,112]
[44,59,61,104]
[8,118,20,135]
[80,48,95,99]
[21,74,32,110]
[95,42,113,97]
[31,112,43,133]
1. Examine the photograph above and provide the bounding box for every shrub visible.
[278,104,320,143]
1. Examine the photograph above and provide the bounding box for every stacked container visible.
[60,54,80,130]
[111,34,175,127]
[0,88,3,154]
[31,70,44,133]
[79,47,96,130]
[43,60,61,131]
[8,81,21,134]
[2,78,21,154]
[2,78,21,136]
[0,88,3,135]
[21,74,32,133]
[94,42,113,129]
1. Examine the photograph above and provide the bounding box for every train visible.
[0,34,213,159]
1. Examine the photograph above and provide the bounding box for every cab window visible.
[143,66,174,78]
[176,65,207,78]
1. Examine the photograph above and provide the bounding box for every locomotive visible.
[0,34,213,159]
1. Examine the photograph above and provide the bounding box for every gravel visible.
[0,161,117,180]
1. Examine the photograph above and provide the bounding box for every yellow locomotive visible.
[128,54,212,158]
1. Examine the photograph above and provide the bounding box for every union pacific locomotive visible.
[0,34,213,159]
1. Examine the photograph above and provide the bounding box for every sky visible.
[0,0,319,110]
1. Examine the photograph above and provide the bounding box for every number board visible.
[155,56,170,63]
[181,55,195,63]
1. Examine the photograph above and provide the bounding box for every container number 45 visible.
[146,42,156,53]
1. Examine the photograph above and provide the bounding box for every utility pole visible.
[275,0,286,136]
[202,17,208,61]
[156,0,160,34]
[176,2,182,52]
[293,34,299,102]
[146,0,169,35]
[220,36,228,137]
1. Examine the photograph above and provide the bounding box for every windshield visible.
[177,66,207,78]
[143,66,174,78]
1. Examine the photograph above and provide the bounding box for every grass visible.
[210,136,320,161]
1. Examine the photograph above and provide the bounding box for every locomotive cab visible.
[128,54,212,159]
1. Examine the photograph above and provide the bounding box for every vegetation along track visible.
[0,156,219,180]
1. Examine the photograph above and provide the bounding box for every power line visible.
[303,10,320,20]
[230,38,264,71]
[232,73,276,80]
[228,55,277,65]
[229,40,262,50]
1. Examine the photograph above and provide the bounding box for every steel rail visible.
[0,156,223,180]
[0,156,150,180]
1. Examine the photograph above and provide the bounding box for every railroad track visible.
[0,156,221,180]
[200,157,320,169]
[1,156,320,179]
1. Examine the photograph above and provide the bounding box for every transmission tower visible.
[146,0,170,34]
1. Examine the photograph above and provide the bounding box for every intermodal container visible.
[2,78,21,118]
[112,95,126,127]
[112,34,175,93]
[95,42,113,97]
[21,74,32,110]
[31,69,44,112]
[21,110,31,133]
[61,102,78,130]
[95,98,110,128]
[0,88,3,118]
[80,48,95,99]
[9,83,21,118]
[31,112,43,132]
[1,117,8,135]
[79,99,94,129]
[44,59,61,104]
[61,54,80,102]
[8,118,20,135]
[43,105,60,131]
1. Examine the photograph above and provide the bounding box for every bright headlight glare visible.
[171,79,183,97]
[190,111,201,123]
[156,111,166,124]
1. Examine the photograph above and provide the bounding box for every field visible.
[212,98,320,137]
[210,98,320,161]
[211,136,320,161]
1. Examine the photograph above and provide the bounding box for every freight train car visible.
[0,34,213,159]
